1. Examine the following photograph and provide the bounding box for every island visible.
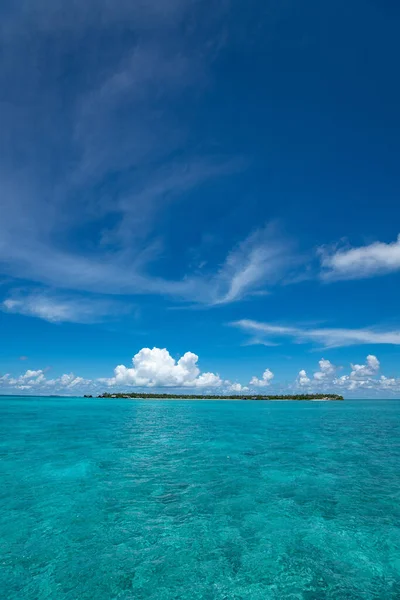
[96,393,344,401]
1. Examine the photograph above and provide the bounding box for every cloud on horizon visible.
[1,349,399,397]
[296,354,400,394]
[1,369,88,392]
[250,368,274,388]
[102,347,224,389]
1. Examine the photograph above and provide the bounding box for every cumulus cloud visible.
[46,373,89,389]
[297,369,311,387]
[296,354,400,395]
[105,347,223,389]
[320,235,400,281]
[249,368,274,388]
[333,355,381,391]
[1,369,90,392]
[228,383,249,393]
[232,319,400,348]
[350,354,380,378]
[22,369,44,380]
[379,375,398,389]
[1,351,399,398]
[8,369,46,386]
[313,359,336,380]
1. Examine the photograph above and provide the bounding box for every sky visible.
[1,0,400,398]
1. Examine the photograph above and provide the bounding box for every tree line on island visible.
[87,392,344,401]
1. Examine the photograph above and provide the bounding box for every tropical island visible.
[93,392,344,401]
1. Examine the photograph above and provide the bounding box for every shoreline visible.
[92,394,344,402]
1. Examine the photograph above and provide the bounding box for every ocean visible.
[1,397,399,599]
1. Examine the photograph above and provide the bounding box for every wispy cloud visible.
[0,0,252,308]
[0,220,296,309]
[232,319,400,348]
[209,223,296,305]
[320,234,400,281]
[1,291,131,324]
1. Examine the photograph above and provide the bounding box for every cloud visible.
[232,319,400,348]
[0,219,297,308]
[97,158,243,251]
[21,369,44,380]
[104,347,224,388]
[320,235,400,281]
[7,369,47,387]
[228,382,249,393]
[333,355,380,391]
[46,373,89,389]
[297,369,311,387]
[249,368,274,388]
[350,354,380,379]
[3,368,89,391]
[74,43,208,183]
[295,354,400,395]
[0,0,259,308]
[0,0,305,310]
[1,351,399,398]
[379,375,398,389]
[313,358,335,380]
[210,224,296,305]
[298,358,337,389]
[1,292,130,323]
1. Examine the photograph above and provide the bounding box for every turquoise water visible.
[1,397,400,599]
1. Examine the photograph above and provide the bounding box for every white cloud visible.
[0,219,297,308]
[313,359,335,380]
[0,0,265,309]
[249,368,274,388]
[8,370,44,388]
[320,235,400,281]
[232,319,400,348]
[379,375,398,389]
[21,369,44,380]
[332,355,381,391]
[210,224,296,305]
[1,351,399,398]
[295,354,390,394]
[297,369,311,386]
[46,373,89,389]
[295,353,400,395]
[350,354,380,379]
[1,368,90,392]
[228,382,249,393]
[1,292,130,324]
[105,347,223,389]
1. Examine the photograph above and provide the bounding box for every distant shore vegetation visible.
[91,393,344,401]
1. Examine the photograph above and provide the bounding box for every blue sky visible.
[1,0,400,397]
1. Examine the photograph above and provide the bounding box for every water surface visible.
[1,397,400,599]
